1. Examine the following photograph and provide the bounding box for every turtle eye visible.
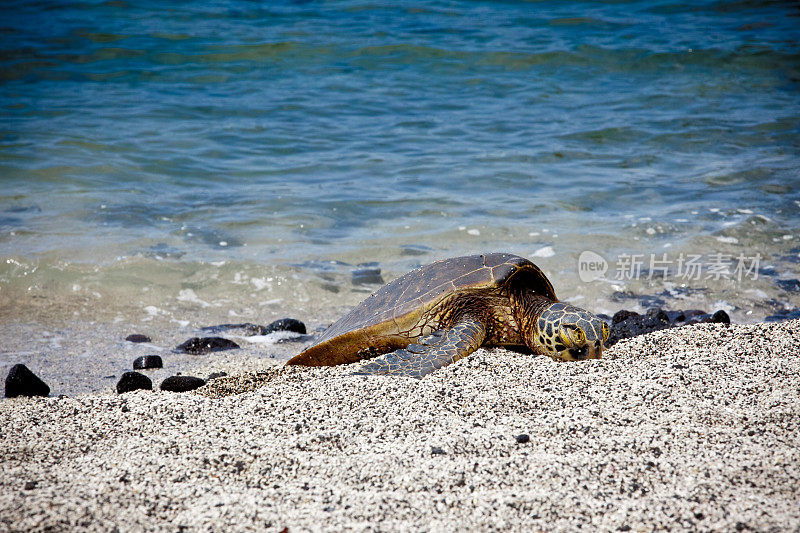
[560,325,584,346]
[602,323,610,342]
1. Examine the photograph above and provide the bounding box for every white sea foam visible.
[177,289,212,308]
[532,246,555,258]
[251,277,271,291]
[231,331,303,345]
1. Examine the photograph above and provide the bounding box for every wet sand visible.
[1,320,799,531]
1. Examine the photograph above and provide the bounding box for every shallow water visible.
[1,1,799,394]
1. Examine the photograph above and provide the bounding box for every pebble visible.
[515,434,530,444]
[4,364,50,398]
[125,334,152,343]
[175,337,240,355]
[263,318,307,335]
[133,355,163,370]
[351,264,384,285]
[160,375,206,393]
[116,372,153,394]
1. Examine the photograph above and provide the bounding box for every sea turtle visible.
[287,253,609,378]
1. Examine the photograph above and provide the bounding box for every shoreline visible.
[0,292,795,398]
[2,319,799,531]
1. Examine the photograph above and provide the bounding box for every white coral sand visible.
[1,320,799,531]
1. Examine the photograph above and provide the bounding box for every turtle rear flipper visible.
[354,316,486,378]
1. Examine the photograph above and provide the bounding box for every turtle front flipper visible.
[354,316,486,378]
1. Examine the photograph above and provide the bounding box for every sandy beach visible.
[1,319,799,532]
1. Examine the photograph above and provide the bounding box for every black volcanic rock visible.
[263,318,307,335]
[125,334,152,343]
[133,355,163,370]
[607,307,733,347]
[611,310,639,325]
[160,375,206,392]
[116,371,152,394]
[175,337,239,354]
[5,364,50,398]
[607,310,671,347]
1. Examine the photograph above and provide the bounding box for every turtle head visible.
[528,302,608,361]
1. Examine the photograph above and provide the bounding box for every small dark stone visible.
[263,318,307,335]
[430,446,446,455]
[160,375,206,392]
[515,434,530,444]
[175,337,239,354]
[207,371,228,380]
[125,334,151,343]
[5,364,50,398]
[617,525,631,532]
[23,481,37,490]
[116,372,152,394]
[351,265,384,285]
[133,355,163,370]
[712,309,731,324]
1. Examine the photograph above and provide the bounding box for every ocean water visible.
[1,1,800,392]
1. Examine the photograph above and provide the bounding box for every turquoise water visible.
[1,0,800,330]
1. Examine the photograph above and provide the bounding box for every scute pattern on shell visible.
[312,253,554,345]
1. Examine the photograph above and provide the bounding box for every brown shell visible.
[287,253,556,366]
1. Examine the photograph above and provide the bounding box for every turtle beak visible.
[567,341,602,361]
